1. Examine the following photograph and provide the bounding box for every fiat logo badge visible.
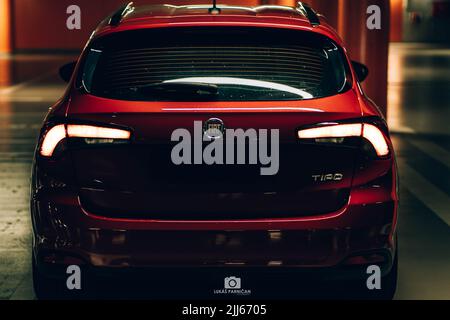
[203,118,225,139]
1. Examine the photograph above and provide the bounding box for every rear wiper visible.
[134,81,219,97]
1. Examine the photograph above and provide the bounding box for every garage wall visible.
[12,0,259,51]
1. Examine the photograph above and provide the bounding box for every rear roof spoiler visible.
[296,2,320,27]
[109,2,135,26]
[106,2,319,27]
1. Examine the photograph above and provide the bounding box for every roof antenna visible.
[208,0,221,15]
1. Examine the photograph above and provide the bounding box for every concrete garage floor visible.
[0,44,449,299]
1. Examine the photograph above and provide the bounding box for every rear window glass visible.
[78,27,351,101]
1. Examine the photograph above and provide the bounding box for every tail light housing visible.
[39,124,131,157]
[40,125,67,157]
[298,122,390,157]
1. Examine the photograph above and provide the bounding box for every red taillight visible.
[362,124,390,157]
[66,125,131,140]
[298,123,390,157]
[40,125,66,157]
[40,124,131,157]
[297,123,362,139]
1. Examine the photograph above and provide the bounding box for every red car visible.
[31,2,398,299]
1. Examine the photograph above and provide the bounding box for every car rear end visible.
[31,19,398,296]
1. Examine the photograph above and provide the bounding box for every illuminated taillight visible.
[362,124,389,157]
[298,123,362,139]
[40,124,131,157]
[298,123,389,157]
[66,125,131,140]
[40,125,66,157]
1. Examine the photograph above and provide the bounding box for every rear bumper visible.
[32,182,398,277]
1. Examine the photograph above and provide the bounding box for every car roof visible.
[125,4,313,21]
[92,4,343,45]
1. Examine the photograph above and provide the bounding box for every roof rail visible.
[109,2,135,26]
[296,2,320,27]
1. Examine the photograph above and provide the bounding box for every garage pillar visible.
[0,0,12,54]
[338,0,390,116]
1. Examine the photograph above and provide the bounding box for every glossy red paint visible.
[31,4,398,292]
[92,5,344,46]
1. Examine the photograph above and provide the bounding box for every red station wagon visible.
[31,2,398,299]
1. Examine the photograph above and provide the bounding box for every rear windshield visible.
[78,27,351,101]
